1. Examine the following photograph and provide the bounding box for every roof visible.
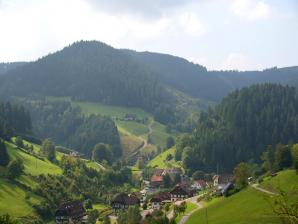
[153,168,164,176]
[150,192,171,203]
[111,193,139,206]
[195,180,206,187]
[151,175,163,182]
[170,185,193,196]
[55,200,85,218]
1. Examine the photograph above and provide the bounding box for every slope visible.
[186,170,298,224]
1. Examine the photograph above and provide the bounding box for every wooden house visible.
[111,193,140,211]
[150,192,171,209]
[55,200,87,224]
[170,185,194,202]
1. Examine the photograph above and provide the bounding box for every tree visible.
[192,170,205,180]
[0,140,9,166]
[127,206,141,224]
[166,137,175,149]
[261,145,275,173]
[102,215,111,224]
[87,209,99,224]
[0,214,19,224]
[84,199,92,209]
[92,143,112,164]
[233,162,251,189]
[15,136,24,148]
[163,174,171,188]
[291,144,298,172]
[41,139,56,162]
[7,159,24,179]
[275,144,292,171]
[166,153,173,161]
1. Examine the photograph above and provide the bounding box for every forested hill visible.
[176,84,298,174]
[0,62,27,75]
[0,41,171,112]
[124,50,298,101]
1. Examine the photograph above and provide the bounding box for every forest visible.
[176,84,298,174]
[21,99,122,158]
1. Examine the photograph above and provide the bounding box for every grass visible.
[150,122,172,149]
[120,135,143,156]
[6,142,62,176]
[93,203,109,211]
[116,120,149,136]
[0,179,42,217]
[147,147,181,168]
[260,169,298,193]
[175,202,198,223]
[186,187,280,224]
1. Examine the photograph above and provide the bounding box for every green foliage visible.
[0,139,9,166]
[41,139,56,162]
[192,170,205,180]
[166,137,175,149]
[23,100,121,158]
[1,41,171,113]
[233,162,251,189]
[179,84,298,173]
[291,144,298,172]
[163,173,171,188]
[274,144,292,171]
[7,159,24,180]
[0,214,19,224]
[0,102,31,139]
[261,145,276,173]
[86,209,99,224]
[102,215,111,224]
[92,143,112,164]
[15,136,24,148]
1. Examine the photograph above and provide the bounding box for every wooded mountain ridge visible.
[0,40,297,106]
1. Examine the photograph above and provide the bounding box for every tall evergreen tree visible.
[0,139,9,166]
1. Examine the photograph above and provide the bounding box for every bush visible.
[7,159,24,179]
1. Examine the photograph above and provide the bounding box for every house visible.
[123,114,137,121]
[150,192,171,209]
[192,180,207,191]
[170,184,194,202]
[213,174,234,187]
[131,191,145,203]
[153,168,165,176]
[55,200,87,224]
[162,168,182,177]
[150,175,163,188]
[111,193,140,211]
[221,182,234,197]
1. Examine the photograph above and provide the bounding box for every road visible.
[129,119,154,161]
[251,184,278,195]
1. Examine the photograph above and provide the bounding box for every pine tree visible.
[0,140,9,166]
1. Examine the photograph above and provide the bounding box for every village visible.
[54,167,235,224]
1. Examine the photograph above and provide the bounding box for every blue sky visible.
[0,0,297,71]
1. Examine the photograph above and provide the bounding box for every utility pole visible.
[205,208,209,224]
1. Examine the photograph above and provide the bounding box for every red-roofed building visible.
[150,175,163,188]
[192,180,207,190]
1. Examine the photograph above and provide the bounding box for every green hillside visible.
[0,141,63,219]
[147,147,181,168]
[187,170,298,224]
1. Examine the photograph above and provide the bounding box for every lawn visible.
[116,120,149,136]
[6,142,62,176]
[147,147,181,168]
[0,178,42,218]
[260,169,298,193]
[150,122,172,148]
[175,202,198,223]
[120,135,143,156]
[186,187,280,224]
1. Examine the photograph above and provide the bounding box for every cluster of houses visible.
[54,170,234,223]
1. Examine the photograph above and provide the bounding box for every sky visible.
[0,0,297,71]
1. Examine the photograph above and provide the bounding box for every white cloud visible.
[179,12,206,36]
[221,53,256,71]
[231,0,271,21]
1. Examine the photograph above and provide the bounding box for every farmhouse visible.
[150,191,171,209]
[111,193,140,211]
[150,175,164,188]
[213,174,234,186]
[55,200,87,224]
[192,180,207,191]
[170,184,194,202]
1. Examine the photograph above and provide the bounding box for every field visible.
[175,202,198,223]
[6,142,62,176]
[0,179,42,217]
[187,170,298,224]
[260,169,298,192]
[186,187,280,224]
[147,147,181,168]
